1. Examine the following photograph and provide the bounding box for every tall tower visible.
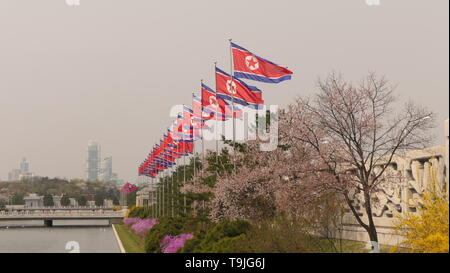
[20,157,29,174]
[86,140,101,181]
[100,156,113,181]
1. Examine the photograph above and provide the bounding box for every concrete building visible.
[24,193,44,208]
[86,140,101,181]
[136,187,151,207]
[339,119,449,246]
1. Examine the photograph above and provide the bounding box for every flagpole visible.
[182,106,187,216]
[183,154,186,215]
[154,179,157,217]
[156,175,159,218]
[192,92,197,217]
[200,80,205,179]
[171,165,174,217]
[155,176,158,218]
[159,172,162,217]
[152,177,156,218]
[162,169,165,217]
[176,157,180,217]
[229,38,237,174]
[158,173,161,218]
[192,93,196,181]
[214,62,219,175]
[151,177,154,217]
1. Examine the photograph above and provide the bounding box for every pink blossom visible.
[130,218,158,237]
[123,217,140,226]
[160,234,193,253]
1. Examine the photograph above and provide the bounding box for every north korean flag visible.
[182,105,194,137]
[231,42,293,83]
[201,83,228,121]
[215,67,264,109]
[201,83,243,120]
[193,93,215,122]
[120,183,138,195]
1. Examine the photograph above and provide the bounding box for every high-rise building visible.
[8,169,21,181]
[100,156,113,181]
[20,157,29,174]
[8,157,33,181]
[86,140,101,181]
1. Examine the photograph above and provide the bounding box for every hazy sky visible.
[0,0,448,182]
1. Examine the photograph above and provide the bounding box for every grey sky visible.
[0,0,448,182]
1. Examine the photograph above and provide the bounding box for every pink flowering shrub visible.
[123,217,140,226]
[130,218,158,237]
[160,234,194,253]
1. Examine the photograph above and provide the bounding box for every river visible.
[0,220,121,253]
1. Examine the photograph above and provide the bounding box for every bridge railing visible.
[6,206,115,210]
[0,210,125,217]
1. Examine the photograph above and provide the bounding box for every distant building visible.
[87,200,96,207]
[136,187,151,207]
[8,157,34,181]
[20,157,29,174]
[100,156,113,181]
[8,169,21,181]
[24,193,44,208]
[86,140,101,181]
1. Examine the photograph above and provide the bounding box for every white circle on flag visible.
[245,55,259,71]
[226,80,237,94]
[191,116,197,127]
[209,96,219,108]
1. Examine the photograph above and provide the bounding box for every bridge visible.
[0,210,125,227]
[4,206,117,211]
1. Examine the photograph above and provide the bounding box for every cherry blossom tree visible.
[291,72,435,251]
[182,72,434,253]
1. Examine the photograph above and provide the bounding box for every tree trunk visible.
[364,190,380,253]
[344,191,380,253]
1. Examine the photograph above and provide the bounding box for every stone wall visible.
[339,119,449,246]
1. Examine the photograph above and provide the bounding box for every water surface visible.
[0,225,120,253]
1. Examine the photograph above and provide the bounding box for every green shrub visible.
[180,219,251,253]
[232,215,346,253]
[144,216,185,253]
[207,234,247,253]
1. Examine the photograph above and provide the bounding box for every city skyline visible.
[0,1,448,182]
[3,141,121,183]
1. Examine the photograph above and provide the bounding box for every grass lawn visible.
[114,224,146,253]
[315,239,407,253]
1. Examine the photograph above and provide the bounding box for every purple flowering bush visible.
[123,217,140,226]
[160,234,194,253]
[131,218,158,237]
[123,217,158,237]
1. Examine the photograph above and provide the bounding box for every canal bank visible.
[112,224,146,253]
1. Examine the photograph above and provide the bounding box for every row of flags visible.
[138,41,293,178]
[120,183,138,195]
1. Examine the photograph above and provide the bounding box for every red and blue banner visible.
[120,183,138,195]
[215,67,264,109]
[231,42,293,83]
